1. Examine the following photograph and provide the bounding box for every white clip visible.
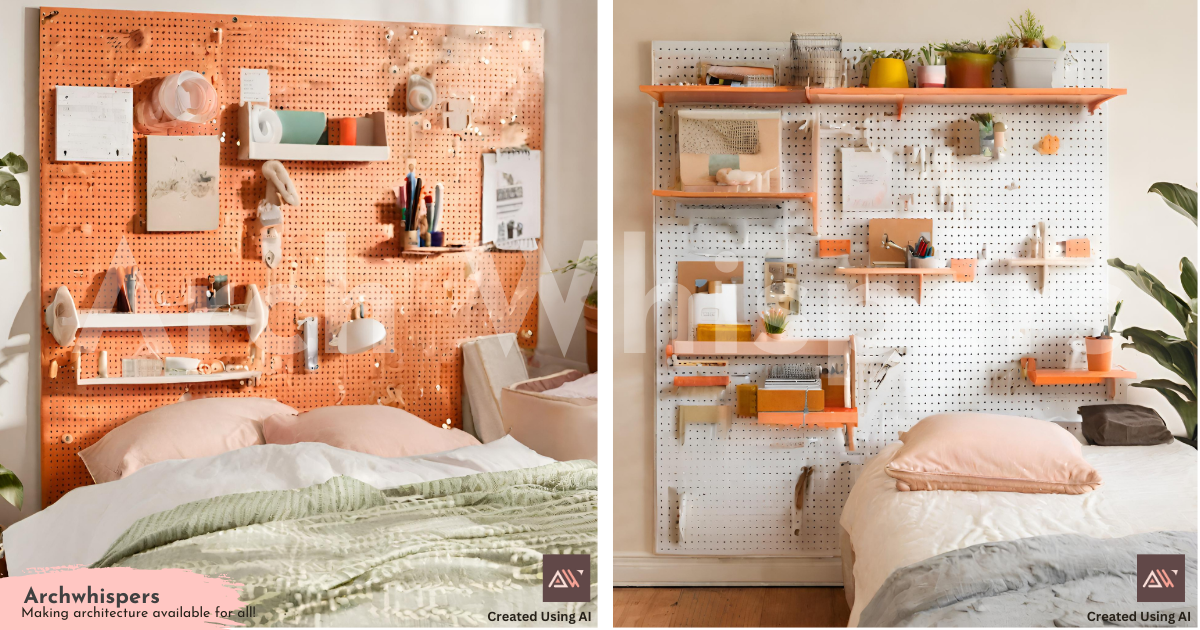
[1005,181,1021,191]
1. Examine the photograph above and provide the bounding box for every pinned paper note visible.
[240,68,270,105]
[55,86,133,162]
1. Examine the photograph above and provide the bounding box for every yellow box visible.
[736,384,758,417]
[757,389,808,412]
[696,323,753,342]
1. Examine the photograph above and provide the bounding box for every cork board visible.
[38,7,543,505]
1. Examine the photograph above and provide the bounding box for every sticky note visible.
[241,69,270,105]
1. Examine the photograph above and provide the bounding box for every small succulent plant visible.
[762,307,789,335]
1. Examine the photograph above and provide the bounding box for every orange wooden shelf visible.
[1020,358,1136,399]
[639,85,1126,120]
[666,338,849,358]
[653,188,815,202]
[836,265,974,305]
[758,408,859,450]
[673,375,730,387]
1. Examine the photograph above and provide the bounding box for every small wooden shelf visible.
[666,338,849,358]
[835,266,970,305]
[1020,358,1135,399]
[77,371,261,387]
[652,188,814,203]
[237,107,389,161]
[639,85,1126,119]
[399,246,464,257]
[758,408,859,451]
[1004,258,1096,294]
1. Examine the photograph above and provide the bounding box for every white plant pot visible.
[911,256,947,269]
[1004,47,1066,88]
[916,65,946,88]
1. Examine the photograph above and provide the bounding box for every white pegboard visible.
[651,42,1117,556]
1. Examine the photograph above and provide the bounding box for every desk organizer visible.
[647,40,1120,556]
[38,8,544,505]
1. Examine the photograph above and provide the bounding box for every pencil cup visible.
[403,230,420,249]
[430,231,444,247]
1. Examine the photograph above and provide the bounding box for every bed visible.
[4,435,598,626]
[840,438,1197,626]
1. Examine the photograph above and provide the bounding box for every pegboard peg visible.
[61,434,73,444]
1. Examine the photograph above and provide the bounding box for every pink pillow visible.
[885,412,1103,495]
[263,405,481,458]
[79,397,297,483]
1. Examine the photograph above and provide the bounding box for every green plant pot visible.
[945,52,997,88]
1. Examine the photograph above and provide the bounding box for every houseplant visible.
[916,43,945,87]
[1108,182,1197,443]
[937,40,1005,88]
[761,307,789,341]
[999,10,1067,88]
[552,253,598,373]
[970,113,996,157]
[1085,301,1121,372]
[858,49,913,88]
[0,152,28,260]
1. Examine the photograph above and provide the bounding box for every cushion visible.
[461,333,529,443]
[79,397,296,483]
[885,412,1103,494]
[502,371,598,462]
[262,405,480,458]
[1079,404,1175,446]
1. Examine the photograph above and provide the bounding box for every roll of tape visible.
[252,106,283,144]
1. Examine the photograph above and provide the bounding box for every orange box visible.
[1065,238,1090,257]
[806,389,824,412]
[818,239,851,257]
[736,384,757,417]
[951,258,976,282]
[696,324,753,342]
[757,389,808,412]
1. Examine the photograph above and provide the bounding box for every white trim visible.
[614,554,844,586]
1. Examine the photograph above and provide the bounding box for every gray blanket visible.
[859,531,1197,627]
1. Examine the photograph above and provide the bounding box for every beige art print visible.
[146,135,220,231]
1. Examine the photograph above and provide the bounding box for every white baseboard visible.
[614,554,845,586]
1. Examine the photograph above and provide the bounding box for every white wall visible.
[614,0,1197,576]
[0,0,596,527]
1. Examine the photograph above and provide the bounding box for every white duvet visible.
[841,440,1198,627]
[3,436,552,576]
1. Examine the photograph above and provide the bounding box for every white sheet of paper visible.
[841,147,892,211]
[240,68,270,105]
[482,150,541,249]
[55,86,133,162]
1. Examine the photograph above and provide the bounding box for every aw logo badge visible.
[543,554,590,602]
[1138,554,1186,602]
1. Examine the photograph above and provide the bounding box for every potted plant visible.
[916,43,945,87]
[970,113,995,157]
[999,10,1067,88]
[1086,301,1122,372]
[857,49,913,88]
[0,152,28,260]
[936,40,1006,88]
[761,307,789,341]
[552,254,598,373]
[1108,182,1197,445]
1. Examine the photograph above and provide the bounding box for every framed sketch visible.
[146,135,220,232]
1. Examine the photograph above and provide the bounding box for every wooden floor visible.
[614,587,850,627]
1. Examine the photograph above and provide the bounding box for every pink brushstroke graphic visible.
[0,565,247,629]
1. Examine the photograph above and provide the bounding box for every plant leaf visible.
[1131,383,1197,439]
[1119,326,1197,392]
[1109,258,1191,330]
[1,152,28,174]
[0,465,23,510]
[1132,378,1196,400]
[1183,257,1197,301]
[0,171,18,206]
[1148,182,1197,225]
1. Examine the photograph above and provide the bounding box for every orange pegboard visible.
[38,8,543,505]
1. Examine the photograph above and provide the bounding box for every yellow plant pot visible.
[868,58,910,88]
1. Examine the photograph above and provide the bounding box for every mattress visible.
[840,440,1198,627]
[3,436,552,575]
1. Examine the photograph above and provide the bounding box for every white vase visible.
[916,65,946,88]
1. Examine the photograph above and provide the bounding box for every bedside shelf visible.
[1019,358,1135,399]
[835,265,974,305]
[77,371,261,387]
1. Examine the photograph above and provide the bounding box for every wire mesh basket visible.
[790,32,842,88]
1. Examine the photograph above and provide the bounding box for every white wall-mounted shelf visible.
[237,107,390,161]
[77,371,261,387]
[45,284,268,346]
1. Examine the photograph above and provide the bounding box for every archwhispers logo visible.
[1137,554,1186,603]
[542,554,590,603]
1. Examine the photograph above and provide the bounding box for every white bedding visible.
[3,436,552,576]
[542,372,599,399]
[841,440,1198,627]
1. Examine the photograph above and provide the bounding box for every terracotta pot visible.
[1085,336,1113,372]
[867,58,909,88]
[766,332,787,341]
[944,52,997,88]
[916,65,946,87]
[583,300,597,373]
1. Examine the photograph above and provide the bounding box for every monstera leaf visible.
[1148,182,1197,225]
[0,465,22,510]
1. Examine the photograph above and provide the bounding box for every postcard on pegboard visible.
[482,149,541,251]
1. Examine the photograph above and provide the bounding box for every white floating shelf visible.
[45,284,268,346]
[1004,258,1096,267]
[237,107,389,161]
[77,371,261,386]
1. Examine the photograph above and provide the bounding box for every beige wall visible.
[614,0,1198,565]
